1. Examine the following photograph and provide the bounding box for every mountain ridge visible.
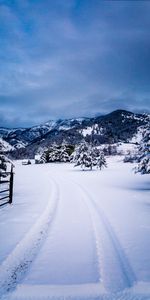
[0,109,149,158]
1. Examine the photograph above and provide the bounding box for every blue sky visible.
[0,0,150,127]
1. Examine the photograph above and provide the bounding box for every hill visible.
[0,109,149,158]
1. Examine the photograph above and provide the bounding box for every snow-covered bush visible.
[35,154,44,164]
[22,159,31,165]
[123,149,139,163]
[72,142,107,170]
[0,155,7,173]
[135,124,150,174]
[103,144,117,156]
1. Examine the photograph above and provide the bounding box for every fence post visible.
[9,165,14,204]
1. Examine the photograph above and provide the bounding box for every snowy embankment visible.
[0,157,150,300]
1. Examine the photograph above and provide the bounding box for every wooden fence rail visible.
[0,167,14,207]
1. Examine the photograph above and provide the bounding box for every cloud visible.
[0,0,150,127]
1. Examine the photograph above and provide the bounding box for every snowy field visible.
[0,157,150,300]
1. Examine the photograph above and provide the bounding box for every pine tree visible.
[59,145,70,162]
[39,144,71,163]
[96,151,107,170]
[135,123,150,174]
[73,143,93,169]
[40,149,50,163]
[72,143,107,170]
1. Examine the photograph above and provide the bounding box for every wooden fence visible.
[0,166,14,207]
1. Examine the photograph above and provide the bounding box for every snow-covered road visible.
[23,177,99,285]
[0,158,150,299]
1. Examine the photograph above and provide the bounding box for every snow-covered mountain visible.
[0,118,86,149]
[0,137,14,152]
[0,109,149,158]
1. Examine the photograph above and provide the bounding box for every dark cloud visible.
[0,0,150,127]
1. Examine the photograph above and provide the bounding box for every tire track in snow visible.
[58,176,101,284]
[71,179,136,293]
[4,282,150,300]
[63,179,102,283]
[0,177,59,298]
[22,175,100,285]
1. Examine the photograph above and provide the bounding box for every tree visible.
[38,144,72,163]
[41,149,50,163]
[135,124,150,174]
[72,142,107,170]
[96,151,107,170]
[71,143,92,169]
[59,145,70,162]
[0,154,13,178]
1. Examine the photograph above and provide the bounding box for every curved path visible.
[3,167,150,300]
[22,176,99,285]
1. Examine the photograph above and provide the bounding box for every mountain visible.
[0,138,14,153]
[0,109,149,159]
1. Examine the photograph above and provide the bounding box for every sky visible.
[0,0,150,128]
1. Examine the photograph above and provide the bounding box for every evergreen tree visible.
[72,143,107,170]
[72,143,93,169]
[59,145,70,162]
[96,151,107,170]
[135,124,150,174]
[40,149,50,163]
[39,144,71,163]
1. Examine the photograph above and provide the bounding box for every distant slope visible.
[0,137,14,152]
[0,109,149,158]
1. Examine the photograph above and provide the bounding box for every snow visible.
[121,113,141,121]
[75,117,86,123]
[130,127,144,144]
[0,138,14,151]
[34,154,41,160]
[81,127,93,137]
[117,142,137,155]
[14,141,27,149]
[80,124,104,137]
[58,125,71,131]
[0,157,150,299]
[0,162,58,296]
